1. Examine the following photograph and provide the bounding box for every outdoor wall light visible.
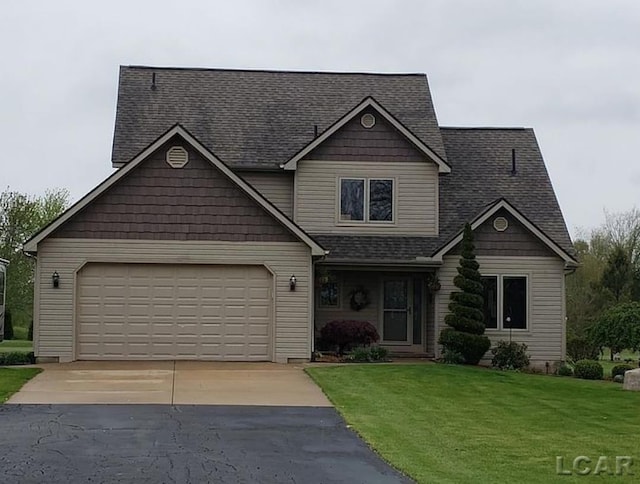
[289,275,297,291]
[52,271,60,288]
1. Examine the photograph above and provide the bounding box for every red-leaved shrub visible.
[319,320,379,355]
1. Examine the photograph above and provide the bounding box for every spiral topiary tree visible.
[438,223,491,364]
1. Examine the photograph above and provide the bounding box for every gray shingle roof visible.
[315,128,575,262]
[112,66,447,168]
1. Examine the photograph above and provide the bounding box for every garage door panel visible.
[77,264,272,360]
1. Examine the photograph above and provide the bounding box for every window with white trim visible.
[339,178,394,223]
[481,275,528,330]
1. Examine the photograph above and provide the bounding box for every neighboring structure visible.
[0,258,7,342]
[24,67,577,364]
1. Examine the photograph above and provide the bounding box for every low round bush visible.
[346,345,389,363]
[319,320,379,355]
[556,364,573,377]
[573,359,603,380]
[491,341,530,370]
[611,364,634,379]
[438,328,491,365]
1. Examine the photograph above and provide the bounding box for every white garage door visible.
[77,263,272,360]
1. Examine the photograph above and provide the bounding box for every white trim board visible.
[24,125,327,257]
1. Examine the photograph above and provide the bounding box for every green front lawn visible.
[0,367,41,403]
[307,364,640,484]
[0,339,33,354]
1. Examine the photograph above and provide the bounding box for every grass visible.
[307,364,640,484]
[0,367,41,403]
[597,349,638,377]
[0,339,33,354]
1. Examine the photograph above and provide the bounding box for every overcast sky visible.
[1,1,638,239]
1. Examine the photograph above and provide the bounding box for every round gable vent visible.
[166,146,189,168]
[493,216,509,232]
[361,113,376,129]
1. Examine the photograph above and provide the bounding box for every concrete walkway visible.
[7,361,332,406]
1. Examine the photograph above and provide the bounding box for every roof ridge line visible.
[123,65,427,77]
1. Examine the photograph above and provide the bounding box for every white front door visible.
[381,278,412,345]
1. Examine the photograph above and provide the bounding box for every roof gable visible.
[112,67,447,169]
[283,97,451,172]
[433,199,578,266]
[51,137,298,243]
[25,126,326,256]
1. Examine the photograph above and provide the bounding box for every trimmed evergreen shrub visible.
[3,308,13,340]
[566,335,599,362]
[611,364,634,379]
[28,320,33,341]
[491,341,530,370]
[438,224,491,364]
[319,320,379,355]
[573,359,603,380]
[441,349,465,365]
[439,329,491,365]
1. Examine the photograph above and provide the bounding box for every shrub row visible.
[346,346,389,363]
[0,352,35,366]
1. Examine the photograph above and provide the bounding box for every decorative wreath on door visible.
[349,286,370,311]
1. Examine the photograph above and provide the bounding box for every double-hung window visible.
[481,275,528,330]
[339,178,394,223]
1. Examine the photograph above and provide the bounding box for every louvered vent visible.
[361,113,376,129]
[166,146,189,168]
[493,216,509,232]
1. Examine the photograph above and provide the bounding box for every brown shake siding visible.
[52,137,297,242]
[451,209,555,257]
[303,108,428,162]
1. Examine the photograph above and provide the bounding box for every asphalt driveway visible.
[8,361,331,406]
[0,404,412,483]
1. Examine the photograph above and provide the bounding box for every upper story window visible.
[339,178,394,223]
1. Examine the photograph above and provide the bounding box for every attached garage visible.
[24,127,326,363]
[77,263,272,361]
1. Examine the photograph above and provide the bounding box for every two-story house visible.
[25,67,577,366]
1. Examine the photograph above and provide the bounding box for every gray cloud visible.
[1,0,639,239]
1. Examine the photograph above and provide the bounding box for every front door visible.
[382,278,412,345]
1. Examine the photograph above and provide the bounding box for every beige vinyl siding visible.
[435,256,566,364]
[35,238,311,363]
[240,172,294,218]
[295,160,438,235]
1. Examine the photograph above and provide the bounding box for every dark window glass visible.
[503,277,527,329]
[340,179,364,221]
[481,276,498,329]
[369,179,393,221]
[319,282,339,307]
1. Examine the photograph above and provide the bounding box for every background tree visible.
[439,223,491,364]
[566,208,640,341]
[588,302,640,358]
[0,188,69,335]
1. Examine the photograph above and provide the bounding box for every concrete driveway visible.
[7,361,331,406]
